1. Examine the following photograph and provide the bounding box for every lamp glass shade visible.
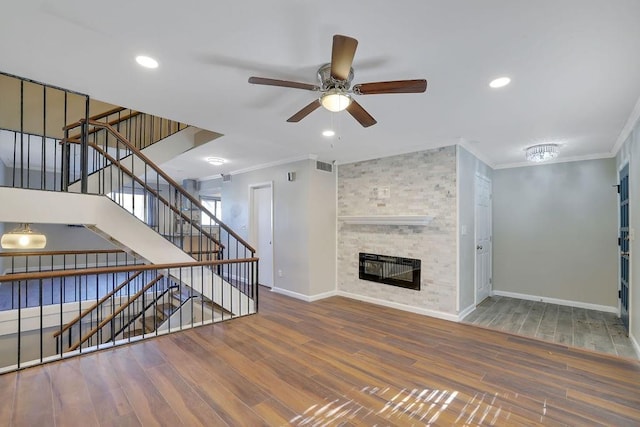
[1,224,47,249]
[525,144,559,163]
[321,90,351,112]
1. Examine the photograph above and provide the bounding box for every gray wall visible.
[493,158,618,307]
[616,116,640,351]
[457,146,493,313]
[0,160,5,239]
[214,159,336,298]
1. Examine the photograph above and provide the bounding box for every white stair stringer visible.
[0,187,253,316]
[167,268,255,317]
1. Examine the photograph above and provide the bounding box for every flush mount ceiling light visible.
[320,89,352,112]
[1,223,47,249]
[206,157,226,166]
[135,55,159,69]
[322,130,335,137]
[489,77,511,88]
[525,144,559,163]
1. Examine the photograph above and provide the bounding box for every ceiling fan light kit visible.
[321,89,351,112]
[525,144,559,163]
[248,34,427,127]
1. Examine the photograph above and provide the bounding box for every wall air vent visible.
[222,174,232,182]
[316,161,333,172]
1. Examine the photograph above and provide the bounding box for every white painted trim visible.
[248,181,274,288]
[458,304,476,321]
[337,291,460,322]
[271,286,338,302]
[455,146,461,313]
[217,154,317,179]
[611,93,640,156]
[338,215,433,226]
[629,332,640,359]
[494,152,615,170]
[492,290,618,314]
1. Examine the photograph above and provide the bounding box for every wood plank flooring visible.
[1,287,640,426]
[464,295,638,359]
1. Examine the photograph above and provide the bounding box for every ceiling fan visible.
[248,35,427,128]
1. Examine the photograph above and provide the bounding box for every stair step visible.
[156,303,176,318]
[122,328,144,339]
[143,316,162,333]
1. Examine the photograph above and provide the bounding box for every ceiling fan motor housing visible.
[317,63,354,91]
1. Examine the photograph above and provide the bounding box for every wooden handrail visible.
[52,271,143,338]
[87,142,224,251]
[0,249,126,257]
[63,112,143,143]
[85,119,256,254]
[0,257,259,283]
[69,274,165,351]
[63,107,128,131]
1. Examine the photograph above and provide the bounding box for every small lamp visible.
[1,223,47,249]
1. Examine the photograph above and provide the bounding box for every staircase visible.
[0,72,257,372]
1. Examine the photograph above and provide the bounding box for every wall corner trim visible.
[457,304,476,321]
[492,290,618,314]
[629,333,640,359]
[271,287,338,302]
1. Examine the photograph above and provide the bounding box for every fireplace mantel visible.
[338,215,433,226]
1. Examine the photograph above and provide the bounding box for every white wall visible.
[457,146,493,313]
[214,159,336,299]
[492,158,618,308]
[616,115,640,352]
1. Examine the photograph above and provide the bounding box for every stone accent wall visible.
[337,146,457,315]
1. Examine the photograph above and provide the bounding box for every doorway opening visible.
[249,182,274,288]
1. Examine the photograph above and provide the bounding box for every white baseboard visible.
[630,333,640,359]
[270,287,338,302]
[492,290,618,314]
[336,291,459,322]
[457,304,476,321]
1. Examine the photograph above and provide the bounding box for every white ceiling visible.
[2,0,640,181]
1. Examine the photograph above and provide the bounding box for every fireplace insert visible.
[359,252,421,290]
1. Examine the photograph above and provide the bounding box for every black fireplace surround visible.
[359,252,421,290]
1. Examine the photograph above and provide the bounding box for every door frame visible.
[618,162,630,327]
[474,173,492,305]
[248,181,274,288]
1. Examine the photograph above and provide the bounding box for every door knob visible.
[622,252,630,257]
[476,245,483,250]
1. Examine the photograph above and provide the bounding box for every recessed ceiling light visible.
[322,130,335,137]
[206,157,226,166]
[489,77,511,88]
[135,55,159,69]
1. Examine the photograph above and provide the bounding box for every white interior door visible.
[250,183,273,287]
[475,174,492,304]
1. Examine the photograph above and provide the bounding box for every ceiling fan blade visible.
[249,77,319,91]
[353,79,427,95]
[287,100,321,122]
[346,100,377,128]
[330,35,358,81]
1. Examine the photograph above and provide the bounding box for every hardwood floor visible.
[463,295,638,359]
[1,287,640,425]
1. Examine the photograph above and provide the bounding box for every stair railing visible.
[61,119,256,283]
[0,249,143,310]
[0,257,257,373]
